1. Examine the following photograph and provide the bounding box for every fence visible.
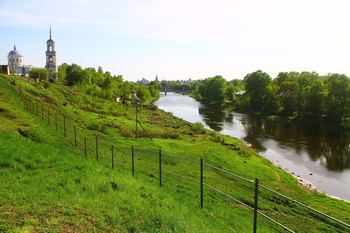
[17,85,350,233]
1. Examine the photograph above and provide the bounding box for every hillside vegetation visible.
[1,74,349,232]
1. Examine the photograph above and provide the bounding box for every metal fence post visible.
[132,146,135,176]
[111,145,114,169]
[159,149,162,187]
[95,135,99,161]
[200,158,204,209]
[74,126,77,148]
[253,178,259,233]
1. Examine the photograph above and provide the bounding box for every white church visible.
[7,45,32,75]
[4,27,57,80]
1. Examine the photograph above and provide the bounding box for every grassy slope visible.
[0,132,236,233]
[0,75,349,232]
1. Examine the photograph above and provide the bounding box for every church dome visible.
[8,45,23,57]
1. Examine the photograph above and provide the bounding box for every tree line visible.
[192,71,350,127]
[29,64,159,103]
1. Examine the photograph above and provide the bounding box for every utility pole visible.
[135,103,138,139]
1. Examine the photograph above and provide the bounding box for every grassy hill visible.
[1,74,349,232]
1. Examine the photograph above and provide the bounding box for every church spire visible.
[49,25,52,40]
[14,44,16,50]
[46,25,57,81]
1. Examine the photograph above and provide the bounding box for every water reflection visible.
[195,104,350,171]
[236,115,350,171]
[154,92,350,200]
[198,106,225,132]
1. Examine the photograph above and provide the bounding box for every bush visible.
[117,125,134,138]
[190,122,205,134]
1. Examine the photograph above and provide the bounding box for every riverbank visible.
[2,76,350,232]
[189,92,350,131]
[155,92,350,202]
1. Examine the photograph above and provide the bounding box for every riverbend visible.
[154,92,350,201]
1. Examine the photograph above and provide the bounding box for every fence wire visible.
[15,86,350,233]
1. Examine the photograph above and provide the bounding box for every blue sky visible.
[1,0,350,81]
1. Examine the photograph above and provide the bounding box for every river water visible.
[154,92,350,201]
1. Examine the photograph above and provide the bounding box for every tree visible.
[274,72,299,85]
[306,79,327,117]
[279,81,299,115]
[65,64,83,86]
[148,81,160,98]
[225,85,236,103]
[58,63,69,81]
[243,70,272,111]
[262,84,280,115]
[29,68,48,81]
[137,85,151,101]
[196,76,226,105]
[325,74,350,122]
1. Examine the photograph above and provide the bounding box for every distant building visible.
[113,94,124,102]
[0,65,9,75]
[7,45,32,75]
[176,78,193,84]
[235,90,246,98]
[155,75,160,83]
[45,26,57,81]
[137,78,150,85]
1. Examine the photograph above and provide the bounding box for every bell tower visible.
[45,25,57,81]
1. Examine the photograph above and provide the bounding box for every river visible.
[154,92,350,201]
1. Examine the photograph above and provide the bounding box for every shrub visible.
[190,122,205,134]
[117,125,134,138]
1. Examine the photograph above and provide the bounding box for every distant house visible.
[235,91,246,98]
[130,89,137,98]
[113,94,123,102]
[137,78,150,86]
[0,65,9,75]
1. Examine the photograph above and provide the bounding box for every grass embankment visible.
[0,132,234,232]
[1,74,350,232]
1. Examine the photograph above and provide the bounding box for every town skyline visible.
[1,0,350,81]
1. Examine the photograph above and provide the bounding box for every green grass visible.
[0,132,238,232]
[1,74,350,232]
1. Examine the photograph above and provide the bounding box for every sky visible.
[1,0,350,81]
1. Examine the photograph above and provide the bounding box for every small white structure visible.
[235,90,246,98]
[7,45,32,75]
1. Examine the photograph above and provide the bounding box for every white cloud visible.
[2,0,350,47]
[1,0,350,80]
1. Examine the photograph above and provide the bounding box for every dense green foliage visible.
[56,63,159,103]
[159,80,194,92]
[29,68,48,81]
[194,76,227,105]
[193,71,350,127]
[1,74,350,232]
